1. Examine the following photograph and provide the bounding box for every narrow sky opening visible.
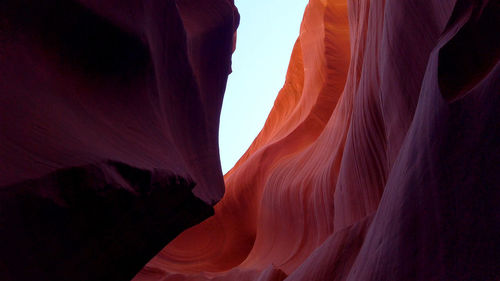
[219,0,308,174]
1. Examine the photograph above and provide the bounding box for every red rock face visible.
[135,0,500,280]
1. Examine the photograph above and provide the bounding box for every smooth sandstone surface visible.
[0,0,239,204]
[0,0,238,280]
[136,0,500,280]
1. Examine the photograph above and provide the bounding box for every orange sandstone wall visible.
[135,0,500,280]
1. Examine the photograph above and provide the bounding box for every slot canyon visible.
[0,0,499,280]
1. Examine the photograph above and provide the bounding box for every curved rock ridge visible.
[0,0,239,205]
[136,0,500,280]
[0,0,239,280]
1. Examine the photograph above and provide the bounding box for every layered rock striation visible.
[136,0,500,280]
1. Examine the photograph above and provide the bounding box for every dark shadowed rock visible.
[0,0,238,280]
[0,162,213,281]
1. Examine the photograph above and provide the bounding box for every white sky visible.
[219,0,308,173]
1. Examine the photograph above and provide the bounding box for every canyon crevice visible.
[1,0,499,280]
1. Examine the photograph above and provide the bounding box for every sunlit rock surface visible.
[136,0,500,280]
[0,0,238,280]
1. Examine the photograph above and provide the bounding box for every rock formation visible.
[134,0,500,280]
[1,0,499,280]
[0,0,238,280]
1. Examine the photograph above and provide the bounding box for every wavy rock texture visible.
[0,0,238,280]
[136,0,500,280]
[1,0,499,280]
